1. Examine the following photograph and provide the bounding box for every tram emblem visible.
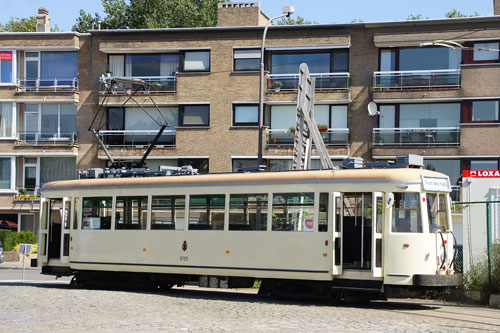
[182,241,188,251]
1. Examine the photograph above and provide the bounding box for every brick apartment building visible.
[0,2,500,232]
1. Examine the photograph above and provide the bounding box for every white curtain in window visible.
[0,158,11,189]
[40,157,76,187]
[331,105,348,128]
[184,51,209,71]
[0,103,12,137]
[109,55,125,77]
[314,105,329,127]
[400,103,460,128]
[125,107,178,130]
[379,105,396,128]
[270,105,296,129]
[160,54,180,76]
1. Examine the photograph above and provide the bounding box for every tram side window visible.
[319,193,328,232]
[73,197,80,229]
[82,197,112,230]
[229,194,268,231]
[151,196,185,230]
[115,196,148,230]
[427,193,449,232]
[392,193,422,233]
[189,195,225,230]
[272,193,315,232]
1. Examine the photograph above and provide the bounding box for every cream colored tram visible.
[38,168,461,298]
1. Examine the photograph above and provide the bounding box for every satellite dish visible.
[367,101,379,116]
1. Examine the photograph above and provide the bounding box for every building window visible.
[272,193,315,231]
[0,103,14,138]
[232,158,258,172]
[179,105,209,126]
[473,42,499,62]
[0,157,13,190]
[19,214,35,233]
[0,51,14,83]
[234,49,260,71]
[108,54,180,77]
[233,104,258,126]
[151,196,185,230]
[270,49,348,74]
[24,104,77,140]
[229,194,268,231]
[82,197,112,230]
[40,157,76,188]
[115,196,148,230]
[470,160,499,170]
[424,159,461,201]
[188,195,225,230]
[182,51,210,72]
[472,101,499,122]
[380,47,461,71]
[25,51,77,82]
[23,157,38,193]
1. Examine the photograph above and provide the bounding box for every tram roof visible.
[42,168,443,192]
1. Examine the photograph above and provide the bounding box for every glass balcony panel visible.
[268,128,349,146]
[373,70,461,90]
[267,73,349,92]
[99,129,176,147]
[372,127,460,146]
[17,131,78,146]
[17,78,78,92]
[99,76,176,94]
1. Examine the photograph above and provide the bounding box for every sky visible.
[0,0,496,31]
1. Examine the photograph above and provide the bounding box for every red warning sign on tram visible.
[463,170,500,177]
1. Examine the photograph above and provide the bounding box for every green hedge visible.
[0,230,37,252]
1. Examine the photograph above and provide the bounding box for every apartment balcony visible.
[98,129,176,148]
[373,69,461,91]
[99,76,177,94]
[372,127,460,146]
[14,187,40,201]
[16,132,78,146]
[267,73,350,92]
[17,78,79,92]
[267,128,349,146]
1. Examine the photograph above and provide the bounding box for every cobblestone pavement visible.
[0,281,499,332]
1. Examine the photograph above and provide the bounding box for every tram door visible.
[332,192,342,275]
[38,198,49,265]
[341,192,381,273]
[60,197,72,264]
[372,193,384,277]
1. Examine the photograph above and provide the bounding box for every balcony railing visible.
[99,76,177,94]
[15,187,40,201]
[373,69,461,90]
[268,128,349,146]
[372,127,460,146]
[16,132,78,146]
[267,73,350,92]
[17,78,79,92]
[99,129,176,147]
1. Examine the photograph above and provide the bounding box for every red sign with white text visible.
[463,170,500,177]
[0,51,12,61]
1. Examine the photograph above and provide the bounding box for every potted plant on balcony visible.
[317,125,329,132]
[272,81,283,92]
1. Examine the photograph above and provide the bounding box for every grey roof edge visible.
[88,15,500,34]
[0,32,89,37]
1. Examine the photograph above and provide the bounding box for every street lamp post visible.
[257,6,295,169]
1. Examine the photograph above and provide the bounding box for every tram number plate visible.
[180,256,189,261]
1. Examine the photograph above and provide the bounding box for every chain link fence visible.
[452,201,500,293]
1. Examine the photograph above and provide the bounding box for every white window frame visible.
[24,104,76,139]
[22,156,40,192]
[0,50,17,85]
[0,102,17,139]
[0,156,16,193]
[17,213,35,233]
[24,51,40,79]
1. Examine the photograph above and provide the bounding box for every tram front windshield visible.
[427,193,449,232]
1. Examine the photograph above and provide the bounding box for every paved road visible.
[0,269,499,332]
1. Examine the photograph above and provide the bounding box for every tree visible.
[445,9,480,18]
[73,0,229,32]
[276,16,318,25]
[0,16,37,32]
[406,14,428,21]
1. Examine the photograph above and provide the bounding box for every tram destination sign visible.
[421,175,451,192]
[463,170,500,178]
